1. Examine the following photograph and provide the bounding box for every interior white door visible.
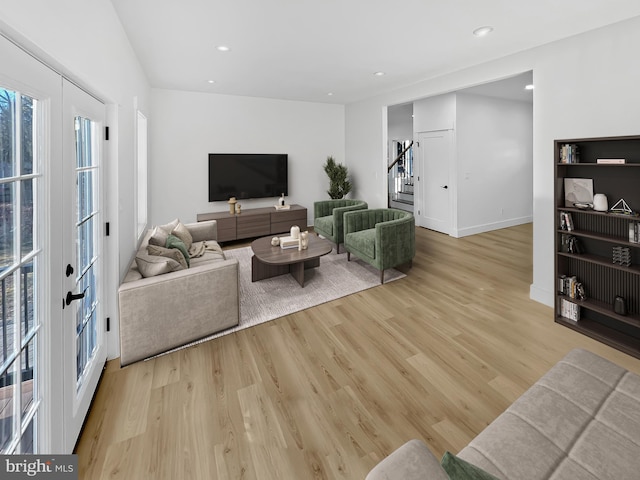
[415,130,453,234]
[61,80,106,450]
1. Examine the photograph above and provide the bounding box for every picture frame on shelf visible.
[564,178,593,207]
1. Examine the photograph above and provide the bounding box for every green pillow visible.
[441,452,499,480]
[166,234,190,267]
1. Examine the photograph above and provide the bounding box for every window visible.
[136,110,148,238]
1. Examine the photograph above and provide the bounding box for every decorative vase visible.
[593,193,608,212]
[228,197,237,214]
[235,203,241,214]
[290,225,300,239]
[271,237,280,246]
[298,231,309,251]
[278,193,285,206]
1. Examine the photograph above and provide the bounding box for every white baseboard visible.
[453,216,533,238]
[530,283,554,307]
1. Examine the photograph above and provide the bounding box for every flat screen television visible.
[208,153,288,202]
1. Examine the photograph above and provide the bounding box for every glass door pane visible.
[74,116,99,387]
[0,86,41,454]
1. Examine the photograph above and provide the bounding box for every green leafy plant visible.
[323,156,352,199]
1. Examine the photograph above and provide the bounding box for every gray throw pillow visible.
[135,253,184,278]
[147,244,188,269]
[148,218,180,247]
[171,221,193,250]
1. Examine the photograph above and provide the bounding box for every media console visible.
[197,204,307,242]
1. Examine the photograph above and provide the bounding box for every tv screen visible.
[208,153,288,202]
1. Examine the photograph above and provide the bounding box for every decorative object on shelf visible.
[614,296,628,315]
[576,282,587,301]
[298,231,309,251]
[612,246,632,267]
[278,193,286,206]
[227,196,237,214]
[323,156,352,199]
[610,198,634,215]
[593,193,608,212]
[235,203,242,214]
[290,225,300,239]
[564,178,593,207]
[271,236,280,246]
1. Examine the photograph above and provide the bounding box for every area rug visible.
[159,246,405,355]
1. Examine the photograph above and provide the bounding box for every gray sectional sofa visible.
[367,348,640,480]
[118,220,239,366]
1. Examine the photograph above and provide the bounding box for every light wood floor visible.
[76,223,640,479]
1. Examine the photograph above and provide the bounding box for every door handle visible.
[441,185,448,189]
[65,288,87,306]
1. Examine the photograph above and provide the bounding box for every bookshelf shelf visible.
[555,135,640,358]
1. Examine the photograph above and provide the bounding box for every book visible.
[279,235,299,249]
[274,204,291,210]
[560,144,580,163]
[596,158,626,164]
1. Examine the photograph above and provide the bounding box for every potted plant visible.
[323,156,352,199]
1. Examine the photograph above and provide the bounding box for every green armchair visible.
[343,208,415,283]
[313,199,368,253]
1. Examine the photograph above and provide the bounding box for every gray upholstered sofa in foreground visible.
[366,348,640,480]
[118,220,239,366]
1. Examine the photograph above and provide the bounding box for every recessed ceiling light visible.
[327,92,334,96]
[525,84,534,90]
[374,71,385,76]
[207,80,216,84]
[473,26,494,37]
[216,45,230,52]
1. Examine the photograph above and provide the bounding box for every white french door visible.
[60,80,106,451]
[0,34,60,454]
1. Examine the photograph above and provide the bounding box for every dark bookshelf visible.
[555,135,640,358]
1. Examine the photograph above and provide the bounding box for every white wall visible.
[456,93,533,236]
[345,15,640,308]
[149,88,345,227]
[388,103,413,141]
[0,0,151,359]
[413,94,456,132]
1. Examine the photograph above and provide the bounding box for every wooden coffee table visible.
[251,234,333,287]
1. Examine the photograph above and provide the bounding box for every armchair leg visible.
[347,252,351,261]
[336,243,340,254]
[380,269,385,284]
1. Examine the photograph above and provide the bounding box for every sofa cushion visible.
[346,228,376,258]
[148,218,180,246]
[315,215,333,236]
[135,253,185,278]
[441,452,499,480]
[166,234,190,267]
[172,221,193,250]
[147,244,188,269]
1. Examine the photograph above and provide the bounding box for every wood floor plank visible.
[76,223,640,479]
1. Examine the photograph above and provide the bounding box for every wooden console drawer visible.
[237,213,270,239]
[271,210,307,234]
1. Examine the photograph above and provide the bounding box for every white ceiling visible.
[111,0,640,104]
